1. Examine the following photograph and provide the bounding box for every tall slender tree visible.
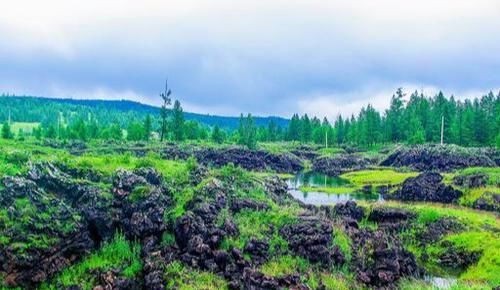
[160,79,172,142]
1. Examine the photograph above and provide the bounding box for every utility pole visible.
[440,115,444,145]
[325,130,328,149]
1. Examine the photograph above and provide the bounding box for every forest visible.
[1,89,499,148]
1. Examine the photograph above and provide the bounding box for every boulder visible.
[390,172,462,203]
[312,154,370,176]
[280,217,344,267]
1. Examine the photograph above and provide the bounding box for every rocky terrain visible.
[0,140,498,289]
[380,144,499,171]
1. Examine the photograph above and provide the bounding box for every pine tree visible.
[287,114,301,141]
[238,114,257,149]
[160,79,172,142]
[127,121,145,141]
[143,114,152,141]
[1,122,12,139]
[211,125,225,144]
[172,100,185,141]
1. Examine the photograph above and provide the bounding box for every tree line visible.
[1,89,499,148]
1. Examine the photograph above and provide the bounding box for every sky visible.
[1,0,500,120]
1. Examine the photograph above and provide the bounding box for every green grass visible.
[40,233,142,290]
[221,205,301,253]
[10,122,40,135]
[340,168,418,188]
[164,261,228,290]
[378,201,500,229]
[333,228,352,262]
[57,151,189,186]
[460,186,500,207]
[0,194,80,253]
[445,232,500,286]
[373,201,500,287]
[260,255,310,277]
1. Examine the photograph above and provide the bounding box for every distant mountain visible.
[0,96,289,130]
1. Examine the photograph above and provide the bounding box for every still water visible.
[287,171,383,205]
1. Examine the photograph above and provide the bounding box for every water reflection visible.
[287,171,383,205]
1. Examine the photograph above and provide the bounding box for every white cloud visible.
[1,0,499,117]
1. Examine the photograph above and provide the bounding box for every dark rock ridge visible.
[280,216,345,267]
[195,147,304,173]
[330,202,422,288]
[389,172,463,203]
[333,200,365,221]
[472,192,500,213]
[312,154,371,176]
[380,144,498,171]
[159,145,304,173]
[0,176,95,288]
[452,173,489,188]
[173,178,308,289]
[351,230,421,287]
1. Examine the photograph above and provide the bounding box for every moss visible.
[164,261,228,290]
[40,233,142,290]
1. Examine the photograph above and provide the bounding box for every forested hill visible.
[0,96,289,130]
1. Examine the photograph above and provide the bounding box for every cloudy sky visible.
[1,0,500,120]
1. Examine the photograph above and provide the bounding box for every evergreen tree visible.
[300,114,312,143]
[267,120,278,142]
[160,79,172,142]
[127,121,145,141]
[287,114,301,141]
[172,100,185,141]
[211,125,225,144]
[238,114,257,149]
[1,122,12,139]
[143,114,152,141]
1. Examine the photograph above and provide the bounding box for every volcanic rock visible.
[391,172,462,203]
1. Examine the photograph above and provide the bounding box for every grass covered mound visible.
[381,144,498,171]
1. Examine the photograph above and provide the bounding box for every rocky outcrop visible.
[195,147,304,173]
[380,144,497,171]
[472,192,500,212]
[312,154,370,176]
[390,172,463,203]
[280,216,344,267]
[352,230,420,287]
[333,201,365,221]
[453,173,489,188]
[230,199,270,213]
[0,176,95,288]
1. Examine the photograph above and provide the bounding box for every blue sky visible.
[1,0,499,120]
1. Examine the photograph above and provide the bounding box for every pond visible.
[287,171,383,205]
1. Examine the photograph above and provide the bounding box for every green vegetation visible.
[164,261,228,290]
[3,89,499,148]
[40,233,142,290]
[340,168,418,188]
